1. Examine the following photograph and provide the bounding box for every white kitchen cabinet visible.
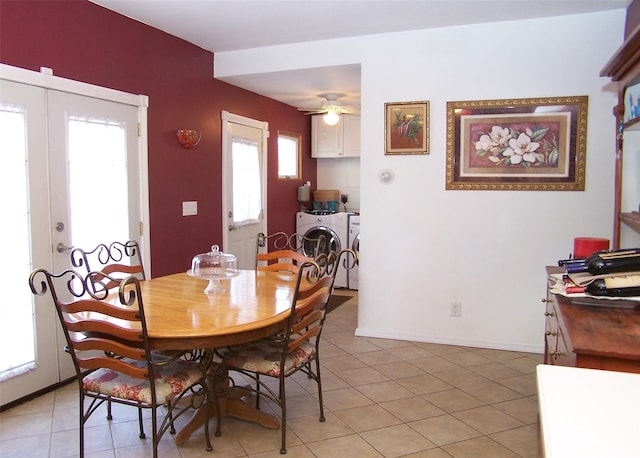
[311,114,360,158]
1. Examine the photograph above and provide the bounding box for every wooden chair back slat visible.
[296,275,334,302]
[97,263,145,289]
[75,357,149,379]
[72,337,145,360]
[61,299,141,321]
[65,320,142,343]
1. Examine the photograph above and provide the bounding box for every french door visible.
[0,66,148,406]
[222,111,268,269]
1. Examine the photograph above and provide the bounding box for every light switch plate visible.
[182,201,197,216]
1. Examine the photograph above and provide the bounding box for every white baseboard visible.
[354,327,544,354]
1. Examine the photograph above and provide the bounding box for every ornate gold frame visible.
[385,101,430,155]
[446,96,588,190]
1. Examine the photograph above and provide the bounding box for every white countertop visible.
[537,364,640,458]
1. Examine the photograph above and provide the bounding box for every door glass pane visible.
[68,116,129,249]
[0,104,36,381]
[231,138,262,224]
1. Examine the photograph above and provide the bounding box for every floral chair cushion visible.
[82,359,203,405]
[223,339,316,377]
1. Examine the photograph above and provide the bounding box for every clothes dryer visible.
[296,211,350,288]
[348,214,360,290]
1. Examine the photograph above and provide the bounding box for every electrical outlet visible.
[450,301,462,317]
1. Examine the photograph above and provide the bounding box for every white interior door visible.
[0,69,147,406]
[222,111,268,269]
[48,89,141,272]
[0,80,59,405]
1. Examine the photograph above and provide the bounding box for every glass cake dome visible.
[188,245,239,293]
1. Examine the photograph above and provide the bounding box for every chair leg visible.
[167,399,176,435]
[138,403,146,438]
[255,373,261,409]
[279,375,287,454]
[315,357,325,422]
[79,393,85,458]
[151,405,159,458]
[202,381,213,451]
[108,396,147,439]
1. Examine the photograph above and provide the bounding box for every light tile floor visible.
[0,292,542,457]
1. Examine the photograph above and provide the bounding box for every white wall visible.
[216,10,627,352]
[317,157,361,212]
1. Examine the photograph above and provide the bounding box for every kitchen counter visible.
[536,364,640,457]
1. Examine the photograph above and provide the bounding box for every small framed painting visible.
[445,96,588,191]
[385,101,429,155]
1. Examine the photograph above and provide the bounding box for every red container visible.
[573,237,610,259]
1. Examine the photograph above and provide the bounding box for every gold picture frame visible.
[385,101,429,155]
[445,96,588,190]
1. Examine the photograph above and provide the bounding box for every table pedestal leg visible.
[175,368,279,445]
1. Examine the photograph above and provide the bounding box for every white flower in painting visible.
[475,134,495,151]
[489,126,511,147]
[475,126,511,153]
[503,133,540,164]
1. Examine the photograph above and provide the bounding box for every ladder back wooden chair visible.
[28,269,213,457]
[70,239,150,427]
[70,240,145,291]
[213,249,355,454]
[255,231,327,274]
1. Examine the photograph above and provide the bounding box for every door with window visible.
[222,111,268,269]
[0,70,147,406]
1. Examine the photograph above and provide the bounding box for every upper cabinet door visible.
[311,114,360,158]
[311,114,343,158]
[342,115,361,158]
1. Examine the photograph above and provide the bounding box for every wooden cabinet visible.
[544,266,640,374]
[601,22,640,248]
[311,114,360,158]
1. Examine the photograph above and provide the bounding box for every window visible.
[0,103,35,381]
[277,131,301,179]
[232,137,262,224]
[68,115,129,248]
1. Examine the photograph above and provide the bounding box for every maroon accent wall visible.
[0,0,316,277]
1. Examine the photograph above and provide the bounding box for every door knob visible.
[56,242,72,253]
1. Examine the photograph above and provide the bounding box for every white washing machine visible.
[348,214,360,290]
[296,211,351,288]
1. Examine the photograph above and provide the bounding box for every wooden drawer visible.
[543,298,559,365]
[543,296,577,366]
[550,326,576,367]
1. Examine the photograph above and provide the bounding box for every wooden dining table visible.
[134,270,298,444]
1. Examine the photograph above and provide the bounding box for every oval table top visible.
[138,270,297,350]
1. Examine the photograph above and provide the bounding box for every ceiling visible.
[91,0,631,112]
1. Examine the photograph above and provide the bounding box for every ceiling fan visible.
[297,93,357,125]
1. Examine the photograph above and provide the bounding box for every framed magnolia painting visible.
[445,96,588,190]
[385,101,429,155]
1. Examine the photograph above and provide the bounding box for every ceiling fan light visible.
[323,110,340,126]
